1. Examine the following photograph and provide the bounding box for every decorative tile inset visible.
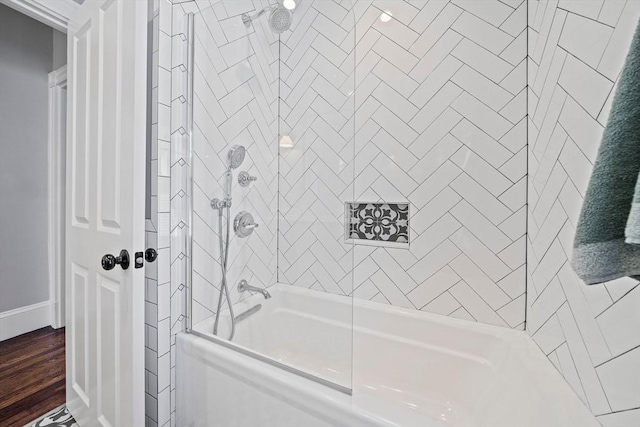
[347,203,409,245]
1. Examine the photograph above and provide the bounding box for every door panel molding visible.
[65,1,147,425]
[70,262,90,408]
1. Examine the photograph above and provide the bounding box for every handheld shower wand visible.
[226,145,245,197]
[211,145,246,340]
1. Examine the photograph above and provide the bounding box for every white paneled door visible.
[65,0,147,426]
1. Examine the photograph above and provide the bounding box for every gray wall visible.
[0,4,65,312]
[52,29,67,70]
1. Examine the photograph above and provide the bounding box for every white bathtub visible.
[177,284,598,427]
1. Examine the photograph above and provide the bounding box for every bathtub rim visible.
[186,328,354,395]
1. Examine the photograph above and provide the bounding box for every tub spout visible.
[237,279,271,299]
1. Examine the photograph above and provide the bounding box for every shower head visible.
[227,145,246,170]
[242,4,293,34]
[268,7,293,34]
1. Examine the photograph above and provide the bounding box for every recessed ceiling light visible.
[283,0,296,10]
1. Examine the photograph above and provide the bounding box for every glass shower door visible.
[277,0,357,390]
[178,0,355,392]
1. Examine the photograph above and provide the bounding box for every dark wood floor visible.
[0,327,66,427]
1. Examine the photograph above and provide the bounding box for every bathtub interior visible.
[191,285,598,427]
[193,285,504,423]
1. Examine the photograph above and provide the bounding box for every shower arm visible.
[242,5,277,26]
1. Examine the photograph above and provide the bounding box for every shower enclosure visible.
[175,0,532,394]
[180,0,356,392]
[154,0,640,425]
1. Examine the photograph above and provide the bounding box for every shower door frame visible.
[181,10,354,396]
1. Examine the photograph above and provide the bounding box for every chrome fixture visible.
[227,144,246,169]
[241,4,293,34]
[238,279,271,299]
[234,211,259,238]
[238,171,257,187]
[210,145,248,340]
[210,198,229,210]
[225,145,246,201]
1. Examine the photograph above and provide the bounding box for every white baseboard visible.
[0,301,51,341]
[50,299,65,329]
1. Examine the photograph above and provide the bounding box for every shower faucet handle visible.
[238,171,258,187]
[234,212,258,238]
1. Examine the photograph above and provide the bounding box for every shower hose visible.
[213,204,236,340]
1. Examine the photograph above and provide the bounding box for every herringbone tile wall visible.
[157,0,640,424]
[527,0,640,424]
[163,0,640,423]
[277,0,358,297]
[279,0,528,329]
[145,1,175,425]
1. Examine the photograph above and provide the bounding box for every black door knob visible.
[101,249,130,270]
[145,248,158,262]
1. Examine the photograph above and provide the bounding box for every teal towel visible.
[627,176,640,244]
[571,20,640,284]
